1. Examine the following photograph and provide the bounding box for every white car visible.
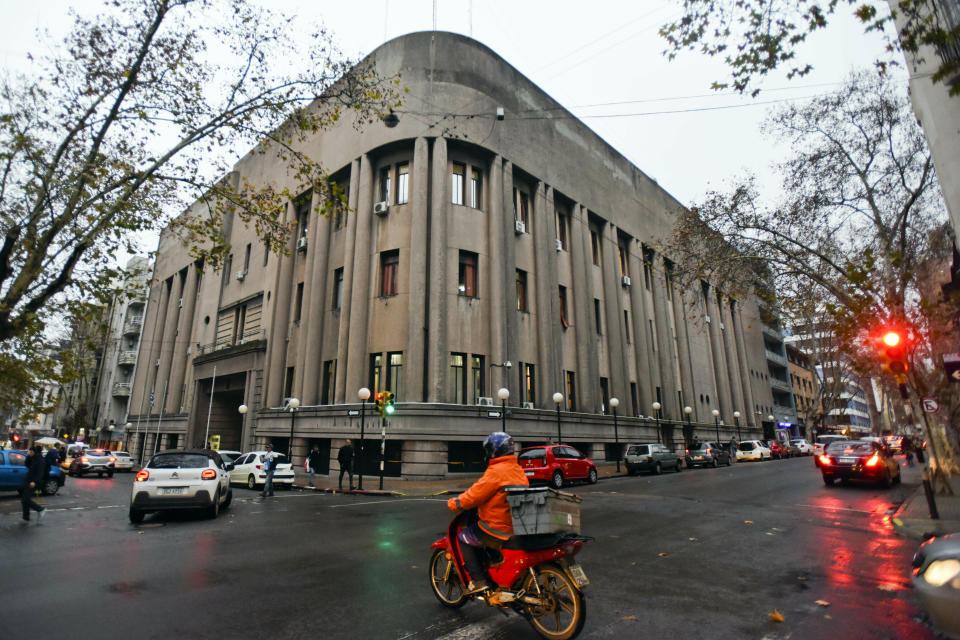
[229,450,295,490]
[736,439,772,461]
[813,435,850,457]
[129,449,232,523]
[215,449,243,466]
[790,439,814,456]
[112,450,135,471]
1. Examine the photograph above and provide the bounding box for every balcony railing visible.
[123,316,144,335]
[195,330,267,356]
[117,351,138,366]
[112,382,132,397]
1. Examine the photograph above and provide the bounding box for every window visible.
[565,371,576,411]
[295,192,311,247]
[558,286,569,329]
[332,267,344,309]
[264,240,270,267]
[471,355,484,401]
[458,251,478,297]
[470,168,482,209]
[331,178,349,230]
[556,210,568,250]
[396,163,409,205]
[378,166,391,203]
[618,245,628,277]
[225,254,233,283]
[643,246,655,290]
[369,353,382,392]
[450,353,466,404]
[522,363,536,403]
[243,243,251,271]
[664,259,674,301]
[513,188,529,226]
[451,162,465,205]
[516,269,528,312]
[591,230,600,265]
[321,360,336,404]
[231,304,246,344]
[594,299,602,334]
[630,382,639,417]
[649,319,656,351]
[624,310,631,343]
[599,377,610,414]
[380,250,399,297]
[387,352,403,398]
[294,282,304,323]
[284,366,295,400]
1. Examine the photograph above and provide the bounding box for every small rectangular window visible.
[522,363,536,403]
[624,310,631,343]
[556,211,568,250]
[630,382,639,417]
[470,168,482,209]
[594,299,602,334]
[294,282,304,323]
[599,377,609,414]
[451,163,465,205]
[284,366,295,399]
[331,178,349,230]
[379,166,391,203]
[514,188,530,226]
[643,246,655,290]
[618,245,628,278]
[381,250,399,297]
[516,269,528,312]
[396,163,409,205]
[565,371,576,411]
[243,243,251,271]
[332,267,344,309]
[559,286,569,329]
[387,351,403,398]
[369,353,382,392]
[471,355,484,402]
[450,353,466,404]
[295,192,311,242]
[591,230,600,266]
[458,251,478,297]
[321,360,336,404]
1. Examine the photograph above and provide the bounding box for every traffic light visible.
[375,392,385,416]
[12,432,20,444]
[877,329,909,376]
[382,390,395,416]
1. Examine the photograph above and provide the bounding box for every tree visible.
[660,0,960,96]
[665,70,958,482]
[0,0,398,413]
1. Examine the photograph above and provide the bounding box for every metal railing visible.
[112,382,132,397]
[117,350,138,366]
[195,329,267,356]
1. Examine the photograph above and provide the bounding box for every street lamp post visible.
[712,409,721,442]
[237,405,247,451]
[683,406,693,446]
[552,392,564,443]
[767,415,775,441]
[357,387,371,490]
[286,398,300,461]
[733,411,741,441]
[610,397,620,472]
[497,388,510,432]
[652,402,662,443]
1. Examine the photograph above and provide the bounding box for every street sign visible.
[943,353,960,382]
[922,398,939,413]
[347,409,360,416]
[487,411,502,418]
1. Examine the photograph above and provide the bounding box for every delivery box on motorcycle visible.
[505,486,581,535]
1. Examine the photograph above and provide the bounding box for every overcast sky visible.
[0,1,902,244]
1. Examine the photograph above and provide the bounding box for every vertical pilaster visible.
[733,302,758,427]
[155,274,182,412]
[705,287,731,420]
[721,297,747,419]
[533,183,559,405]
[601,222,628,405]
[132,271,162,415]
[627,251,652,415]
[301,189,332,405]
[500,161,518,400]
[650,257,676,418]
[486,155,506,392]
[167,264,198,413]
[265,204,297,407]
[345,154,374,397]
[426,137,448,402]
[570,205,597,412]
[334,158,362,403]
[406,137,430,401]
[672,288,698,419]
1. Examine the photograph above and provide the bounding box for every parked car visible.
[684,442,732,468]
[68,448,117,478]
[517,444,598,489]
[883,435,904,454]
[0,449,65,496]
[780,441,802,457]
[624,443,682,475]
[911,532,960,639]
[215,450,243,466]
[791,439,814,456]
[228,450,295,490]
[766,440,789,459]
[129,449,233,523]
[736,440,771,461]
[819,439,900,487]
[111,451,134,472]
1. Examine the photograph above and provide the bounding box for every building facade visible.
[128,32,783,478]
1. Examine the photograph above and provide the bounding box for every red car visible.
[517,444,598,489]
[766,440,788,459]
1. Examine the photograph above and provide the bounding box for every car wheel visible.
[676,460,683,472]
[223,488,233,509]
[653,462,662,475]
[107,471,114,478]
[42,477,60,496]
[822,475,835,486]
[711,457,719,468]
[129,507,145,524]
[726,455,732,466]
[627,466,638,476]
[247,474,257,490]
[551,470,564,489]
[208,489,221,519]
[587,468,598,484]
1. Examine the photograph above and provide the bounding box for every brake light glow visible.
[866,454,880,467]
[819,455,832,466]
[705,448,712,454]
[109,457,116,463]
[81,456,89,464]
[255,464,262,470]
[684,449,689,455]
[136,469,149,482]
[201,468,217,480]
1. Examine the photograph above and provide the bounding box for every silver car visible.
[624,443,683,475]
[912,532,960,639]
[130,449,233,523]
[111,450,134,471]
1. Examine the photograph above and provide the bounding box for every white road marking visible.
[793,504,876,514]
[432,619,512,640]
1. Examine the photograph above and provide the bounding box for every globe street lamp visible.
[610,397,621,472]
[683,406,693,446]
[552,392,564,443]
[733,410,742,442]
[357,387,371,490]
[767,414,775,442]
[497,387,510,432]
[287,398,300,461]
[712,409,721,442]
[652,402,662,443]
[236,405,247,452]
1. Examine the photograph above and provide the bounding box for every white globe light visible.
[238,404,248,414]
[734,411,741,418]
[553,392,564,404]
[288,397,300,410]
[358,387,371,401]
[683,406,692,415]
[712,409,720,417]
[609,397,620,408]
[497,387,510,400]
[652,402,661,411]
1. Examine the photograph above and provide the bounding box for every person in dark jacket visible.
[337,440,354,491]
[44,445,61,485]
[20,446,47,523]
[307,445,324,487]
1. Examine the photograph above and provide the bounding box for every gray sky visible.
[0,0,901,236]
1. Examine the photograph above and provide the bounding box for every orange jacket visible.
[447,454,529,540]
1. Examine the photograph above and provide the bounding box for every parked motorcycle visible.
[428,510,591,640]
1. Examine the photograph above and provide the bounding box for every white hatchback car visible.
[229,451,295,490]
[129,449,232,523]
[790,439,814,456]
[112,450,135,471]
[736,439,772,461]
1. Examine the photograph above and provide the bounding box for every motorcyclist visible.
[447,431,529,594]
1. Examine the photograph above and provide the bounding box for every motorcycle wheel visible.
[429,549,468,608]
[522,563,586,640]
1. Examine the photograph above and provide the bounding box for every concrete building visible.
[786,343,819,440]
[757,306,799,440]
[128,32,783,478]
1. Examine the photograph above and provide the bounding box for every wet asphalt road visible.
[0,456,936,640]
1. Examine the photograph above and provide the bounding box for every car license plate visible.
[839,457,856,464]
[567,563,589,588]
[525,471,534,476]
[693,456,704,460]
[161,487,186,495]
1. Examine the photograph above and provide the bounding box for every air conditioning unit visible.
[621,275,631,287]
[514,219,526,235]
[555,239,563,251]
[297,236,308,251]
[477,397,494,406]
[154,359,160,367]
[235,269,247,282]
[177,297,183,308]
[373,201,390,216]
[522,402,535,409]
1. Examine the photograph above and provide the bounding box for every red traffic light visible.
[883,331,901,347]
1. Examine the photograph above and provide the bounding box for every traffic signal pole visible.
[379,416,387,490]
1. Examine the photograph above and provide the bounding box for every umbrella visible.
[35,437,65,446]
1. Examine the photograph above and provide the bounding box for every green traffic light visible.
[385,404,395,415]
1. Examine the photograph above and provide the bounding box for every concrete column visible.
[600,222,629,406]
[344,154,375,397]
[533,183,560,406]
[301,189,332,405]
[627,251,652,415]
[486,155,507,392]
[406,137,430,401]
[705,287,731,420]
[721,297,747,421]
[500,161,518,400]
[650,255,677,419]
[132,272,163,415]
[426,137,449,402]
[154,274,182,413]
[167,264,198,414]
[570,205,597,412]
[265,203,297,407]
[671,287,698,419]
[733,301,758,427]
[334,158,362,403]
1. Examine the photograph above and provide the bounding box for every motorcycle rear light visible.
[819,455,832,465]
[201,468,217,479]
[866,454,879,467]
[136,470,149,482]
[81,456,89,464]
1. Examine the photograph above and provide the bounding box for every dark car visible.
[819,439,901,487]
[518,444,598,489]
[685,442,732,468]
[624,443,682,475]
[68,448,116,478]
[0,449,65,495]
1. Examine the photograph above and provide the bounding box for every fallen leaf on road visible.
[768,610,784,623]
[631,561,637,565]
[622,616,637,621]
[658,552,668,557]
[815,600,830,607]
[688,537,696,541]
[765,532,774,536]
[744,520,754,524]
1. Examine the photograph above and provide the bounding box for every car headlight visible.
[922,558,960,588]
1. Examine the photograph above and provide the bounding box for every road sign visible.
[944,353,960,382]
[347,409,360,416]
[487,410,502,418]
[922,398,940,413]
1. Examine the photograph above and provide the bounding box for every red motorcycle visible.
[428,510,591,640]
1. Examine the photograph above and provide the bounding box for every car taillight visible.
[705,448,712,454]
[136,469,149,482]
[201,468,217,479]
[866,454,880,467]
[109,457,116,463]
[255,464,262,470]
[819,455,832,466]
[685,449,689,455]
[81,456,89,464]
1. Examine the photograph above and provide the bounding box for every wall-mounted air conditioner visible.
[297,236,308,251]
[373,201,390,216]
[177,297,183,308]
[522,401,535,409]
[235,269,247,282]
[154,359,161,367]
[555,239,563,251]
[514,219,526,235]
[477,397,494,406]
[621,275,631,287]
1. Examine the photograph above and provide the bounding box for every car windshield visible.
[218,452,240,463]
[518,449,546,460]
[738,442,755,451]
[826,441,875,454]
[628,445,649,455]
[149,453,210,469]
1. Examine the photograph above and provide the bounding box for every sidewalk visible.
[292,460,628,497]
[892,467,960,540]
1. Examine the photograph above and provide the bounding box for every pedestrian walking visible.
[260,443,279,497]
[902,436,915,467]
[307,444,323,488]
[44,445,60,486]
[20,446,47,524]
[338,439,355,491]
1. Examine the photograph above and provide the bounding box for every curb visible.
[891,485,960,541]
